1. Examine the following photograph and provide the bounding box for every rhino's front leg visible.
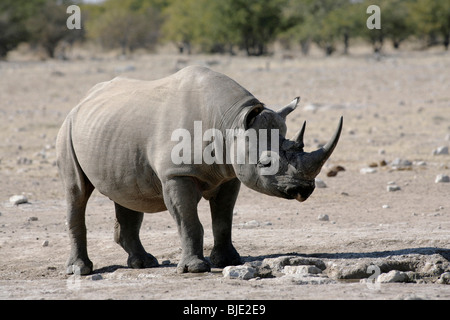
[163,177,210,273]
[209,178,242,267]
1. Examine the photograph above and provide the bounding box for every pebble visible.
[387,185,401,192]
[42,240,49,247]
[382,204,390,209]
[391,158,412,169]
[437,272,450,284]
[360,167,377,174]
[435,174,449,183]
[376,270,408,283]
[87,274,103,281]
[9,195,28,205]
[318,214,329,221]
[28,216,38,221]
[223,265,256,280]
[315,178,327,188]
[432,146,448,155]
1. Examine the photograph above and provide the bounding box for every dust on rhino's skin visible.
[56,66,342,275]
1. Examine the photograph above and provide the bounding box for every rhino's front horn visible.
[307,116,343,176]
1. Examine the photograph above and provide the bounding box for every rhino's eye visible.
[257,159,272,168]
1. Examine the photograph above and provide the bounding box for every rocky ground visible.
[0,49,449,300]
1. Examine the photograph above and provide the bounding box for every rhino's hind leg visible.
[209,178,242,267]
[114,203,159,269]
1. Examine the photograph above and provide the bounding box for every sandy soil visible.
[0,49,449,300]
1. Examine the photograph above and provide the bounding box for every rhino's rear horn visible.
[292,120,306,148]
[277,97,300,119]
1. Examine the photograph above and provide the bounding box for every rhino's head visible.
[231,97,342,202]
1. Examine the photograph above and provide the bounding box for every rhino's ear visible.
[277,97,300,119]
[245,104,264,129]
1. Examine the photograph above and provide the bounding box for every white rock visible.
[360,167,377,174]
[315,178,327,188]
[283,265,322,275]
[391,158,412,168]
[223,266,256,280]
[435,174,450,183]
[376,270,408,283]
[387,185,401,192]
[432,146,448,155]
[318,214,329,221]
[382,204,390,209]
[9,195,28,205]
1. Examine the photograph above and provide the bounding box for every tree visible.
[85,0,164,54]
[409,0,450,50]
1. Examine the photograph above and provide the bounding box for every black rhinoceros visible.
[56,66,342,274]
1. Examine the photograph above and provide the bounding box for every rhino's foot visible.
[210,245,242,268]
[177,256,211,274]
[127,253,159,269]
[66,258,93,275]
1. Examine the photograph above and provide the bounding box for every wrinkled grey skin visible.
[56,66,342,275]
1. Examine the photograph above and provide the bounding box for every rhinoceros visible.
[56,65,342,275]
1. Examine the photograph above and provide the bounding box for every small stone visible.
[87,274,103,281]
[437,272,450,284]
[382,204,390,209]
[28,216,38,221]
[368,162,378,168]
[435,174,449,183]
[376,270,408,283]
[318,214,329,221]
[391,158,412,169]
[223,265,256,280]
[360,167,377,174]
[315,178,327,188]
[9,195,28,205]
[432,146,448,155]
[378,149,386,155]
[42,240,49,247]
[387,185,401,192]
[283,265,322,275]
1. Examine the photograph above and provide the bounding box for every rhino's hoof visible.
[66,259,93,275]
[127,253,159,269]
[210,246,242,268]
[177,257,211,274]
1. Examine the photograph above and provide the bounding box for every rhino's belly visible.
[94,174,167,213]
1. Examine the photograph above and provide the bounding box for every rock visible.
[376,270,408,283]
[28,216,38,221]
[326,165,345,177]
[391,158,412,169]
[432,146,449,155]
[42,240,49,247]
[387,185,401,192]
[9,195,28,205]
[223,265,256,280]
[261,256,326,272]
[437,272,450,284]
[283,265,322,275]
[360,167,376,174]
[318,214,329,221]
[315,178,327,188]
[87,274,103,281]
[382,204,390,209]
[435,174,449,183]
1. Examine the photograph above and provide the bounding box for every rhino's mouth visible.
[285,183,315,202]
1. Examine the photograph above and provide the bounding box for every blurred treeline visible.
[1,0,449,59]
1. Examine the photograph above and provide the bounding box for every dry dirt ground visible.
[0,49,449,300]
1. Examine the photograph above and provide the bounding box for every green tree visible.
[409,0,450,50]
[219,0,285,56]
[85,0,164,54]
